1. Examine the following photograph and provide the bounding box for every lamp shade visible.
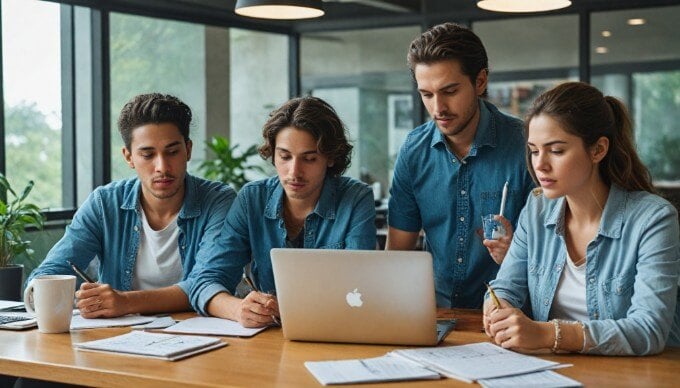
[235,0,324,20]
[477,0,571,13]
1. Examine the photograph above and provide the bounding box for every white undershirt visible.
[131,208,182,291]
[549,252,589,322]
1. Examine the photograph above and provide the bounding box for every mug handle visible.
[23,280,36,314]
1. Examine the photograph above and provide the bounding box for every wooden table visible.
[1,310,678,387]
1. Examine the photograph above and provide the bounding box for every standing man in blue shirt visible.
[387,23,534,308]
[28,93,236,318]
[189,96,376,327]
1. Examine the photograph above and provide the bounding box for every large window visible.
[109,15,288,182]
[2,0,62,209]
[474,15,579,118]
[301,26,421,197]
[591,5,680,182]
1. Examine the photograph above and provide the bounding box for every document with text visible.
[478,370,582,387]
[391,342,563,383]
[305,354,440,385]
[70,314,156,330]
[73,331,227,361]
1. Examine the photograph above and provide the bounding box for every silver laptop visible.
[271,249,439,346]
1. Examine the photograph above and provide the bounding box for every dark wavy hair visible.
[407,22,489,97]
[525,82,654,193]
[117,93,192,150]
[259,96,353,177]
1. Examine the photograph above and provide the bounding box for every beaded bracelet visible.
[551,319,562,353]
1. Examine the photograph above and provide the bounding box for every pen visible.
[499,181,508,217]
[67,260,95,283]
[485,282,502,310]
[243,273,281,326]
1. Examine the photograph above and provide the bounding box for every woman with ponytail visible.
[482,82,679,355]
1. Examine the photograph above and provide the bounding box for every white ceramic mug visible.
[23,275,76,333]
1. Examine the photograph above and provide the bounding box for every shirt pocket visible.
[318,241,345,249]
[602,272,635,319]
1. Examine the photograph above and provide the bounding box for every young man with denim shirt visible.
[387,23,534,308]
[28,93,236,318]
[188,97,376,328]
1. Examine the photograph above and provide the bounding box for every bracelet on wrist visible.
[551,319,562,353]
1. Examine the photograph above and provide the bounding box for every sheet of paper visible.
[73,331,226,361]
[479,370,582,388]
[162,317,267,337]
[0,300,25,311]
[131,316,176,330]
[70,314,155,330]
[305,354,440,385]
[391,342,562,382]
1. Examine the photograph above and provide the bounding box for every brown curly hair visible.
[259,96,353,177]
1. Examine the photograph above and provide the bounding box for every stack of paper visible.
[73,331,227,361]
[305,355,440,385]
[306,342,578,386]
[391,342,562,383]
[70,314,156,330]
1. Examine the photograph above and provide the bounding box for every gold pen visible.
[485,282,502,310]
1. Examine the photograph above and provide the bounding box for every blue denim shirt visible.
[388,99,534,308]
[28,174,236,296]
[188,175,376,315]
[490,185,680,355]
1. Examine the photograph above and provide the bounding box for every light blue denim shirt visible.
[490,185,680,355]
[188,175,376,315]
[28,174,236,296]
[388,99,535,308]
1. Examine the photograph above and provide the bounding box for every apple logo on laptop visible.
[346,288,363,307]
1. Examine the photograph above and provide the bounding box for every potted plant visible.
[0,173,45,301]
[199,135,266,191]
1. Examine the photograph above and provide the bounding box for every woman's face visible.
[527,114,600,199]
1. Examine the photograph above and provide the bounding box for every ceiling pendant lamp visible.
[477,0,572,13]
[235,0,324,20]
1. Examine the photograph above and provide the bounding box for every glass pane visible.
[109,13,209,181]
[301,26,421,197]
[474,15,579,118]
[591,5,680,183]
[2,0,62,209]
[229,28,289,179]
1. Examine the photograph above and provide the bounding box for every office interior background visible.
[1,0,679,273]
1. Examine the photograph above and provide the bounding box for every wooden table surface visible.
[1,309,678,387]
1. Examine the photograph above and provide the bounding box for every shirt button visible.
[544,298,549,306]
[460,190,466,195]
[452,158,457,163]
[125,270,130,274]
[454,293,459,298]
[589,277,595,284]
[134,226,139,232]
[459,217,465,222]
[457,258,463,263]
[459,237,464,242]
[593,312,599,319]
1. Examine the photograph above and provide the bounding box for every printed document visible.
[391,342,562,383]
[73,331,227,361]
[478,370,582,387]
[305,354,440,385]
[162,317,267,337]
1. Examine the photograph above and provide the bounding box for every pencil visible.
[485,282,502,309]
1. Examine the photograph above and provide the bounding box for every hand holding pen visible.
[242,274,281,327]
[483,282,509,337]
[69,260,126,318]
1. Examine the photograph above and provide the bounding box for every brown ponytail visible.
[525,82,655,193]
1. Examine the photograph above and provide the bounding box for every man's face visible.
[122,123,192,201]
[274,126,332,205]
[414,59,487,138]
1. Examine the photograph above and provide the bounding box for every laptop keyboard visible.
[0,315,32,324]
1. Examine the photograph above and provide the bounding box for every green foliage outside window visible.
[198,136,265,191]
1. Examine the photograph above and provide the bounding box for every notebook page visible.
[305,354,440,385]
[162,317,267,337]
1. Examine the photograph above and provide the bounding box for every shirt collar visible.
[429,99,496,153]
[121,174,200,220]
[264,176,338,220]
[544,184,626,239]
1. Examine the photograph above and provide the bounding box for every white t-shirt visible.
[549,252,589,322]
[131,208,183,291]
